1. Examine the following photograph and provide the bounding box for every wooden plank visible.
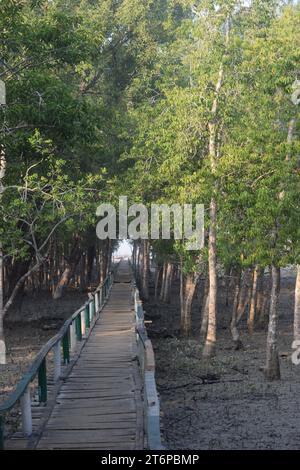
[53,400,136,411]
[41,429,136,439]
[47,418,136,429]
[65,378,133,385]
[59,382,134,390]
[50,410,136,420]
[58,392,135,399]
[35,260,143,450]
[37,442,135,450]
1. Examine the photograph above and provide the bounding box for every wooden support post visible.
[53,341,61,382]
[88,301,91,323]
[95,292,99,314]
[20,386,32,436]
[145,371,162,450]
[81,310,86,337]
[134,290,139,313]
[70,321,76,351]
[137,302,144,332]
[38,358,47,403]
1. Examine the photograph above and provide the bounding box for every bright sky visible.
[114,240,132,258]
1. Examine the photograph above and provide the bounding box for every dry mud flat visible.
[0,290,86,404]
[147,274,300,450]
[0,290,87,438]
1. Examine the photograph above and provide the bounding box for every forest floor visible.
[2,271,299,449]
[145,269,300,450]
[0,289,87,407]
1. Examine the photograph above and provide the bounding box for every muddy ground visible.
[0,289,87,405]
[1,269,299,449]
[145,270,300,450]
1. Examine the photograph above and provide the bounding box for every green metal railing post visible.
[62,332,70,364]
[0,415,4,450]
[91,298,95,319]
[38,358,47,403]
[75,313,82,341]
[99,289,102,309]
[85,303,90,329]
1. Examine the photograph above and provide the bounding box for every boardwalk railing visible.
[133,284,163,450]
[0,272,114,450]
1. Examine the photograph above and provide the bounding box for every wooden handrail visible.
[0,270,114,449]
[133,280,163,450]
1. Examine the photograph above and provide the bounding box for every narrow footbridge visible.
[0,260,162,450]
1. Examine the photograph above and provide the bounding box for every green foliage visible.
[1,0,299,274]
[123,0,300,270]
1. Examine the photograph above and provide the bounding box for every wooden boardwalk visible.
[36,261,143,450]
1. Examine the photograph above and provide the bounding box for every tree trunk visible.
[0,313,4,365]
[265,265,281,381]
[247,265,260,335]
[236,269,252,324]
[294,265,300,342]
[132,241,137,274]
[162,262,173,303]
[181,273,198,337]
[0,244,6,364]
[3,261,41,317]
[159,261,167,301]
[6,257,32,300]
[99,239,110,284]
[230,269,242,350]
[141,240,149,300]
[50,239,58,296]
[256,267,265,319]
[137,242,141,282]
[78,255,86,292]
[53,240,82,299]
[258,270,271,327]
[202,32,228,356]
[200,277,209,338]
[0,142,6,363]
[87,245,96,286]
[224,266,231,307]
[179,257,183,317]
[107,238,113,274]
[154,265,162,300]
[203,197,217,357]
